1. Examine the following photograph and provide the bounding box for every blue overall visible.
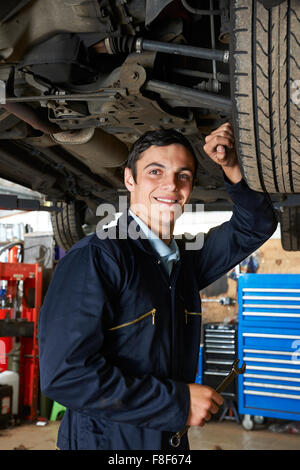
[38,178,277,450]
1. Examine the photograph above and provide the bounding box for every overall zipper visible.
[185,309,202,324]
[109,308,157,331]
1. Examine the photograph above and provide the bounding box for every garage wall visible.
[201,238,300,324]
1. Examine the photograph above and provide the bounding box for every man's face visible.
[124,143,195,237]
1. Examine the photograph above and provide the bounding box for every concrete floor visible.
[0,419,299,450]
[189,421,300,450]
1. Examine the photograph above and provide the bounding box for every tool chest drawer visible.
[238,274,300,421]
[238,273,300,329]
[203,322,237,397]
[203,370,236,392]
[204,323,237,360]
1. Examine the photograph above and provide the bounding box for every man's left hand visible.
[203,122,242,184]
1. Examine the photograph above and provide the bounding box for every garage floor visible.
[0,419,299,450]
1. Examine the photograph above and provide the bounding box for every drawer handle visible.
[242,312,300,317]
[244,304,300,309]
[206,360,233,365]
[205,334,235,337]
[205,349,235,354]
[243,295,300,301]
[243,288,300,293]
[204,371,229,376]
[244,381,300,392]
[246,365,300,374]
[206,339,235,343]
[244,349,297,356]
[245,373,300,383]
[244,356,300,365]
[244,390,300,400]
[243,333,300,339]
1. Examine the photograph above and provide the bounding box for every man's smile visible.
[154,196,179,205]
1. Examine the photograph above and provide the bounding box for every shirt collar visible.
[128,209,180,261]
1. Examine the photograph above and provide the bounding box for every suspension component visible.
[101,36,229,64]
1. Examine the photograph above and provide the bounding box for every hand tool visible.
[169,359,246,448]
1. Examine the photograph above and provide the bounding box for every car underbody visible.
[0,0,299,250]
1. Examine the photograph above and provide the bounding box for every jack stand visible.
[219,399,240,424]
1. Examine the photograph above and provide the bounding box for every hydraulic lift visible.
[0,256,42,421]
[0,238,43,422]
[0,191,58,424]
[0,193,56,213]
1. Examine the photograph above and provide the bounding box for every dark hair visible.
[126,129,198,184]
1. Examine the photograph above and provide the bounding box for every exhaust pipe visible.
[1,102,61,134]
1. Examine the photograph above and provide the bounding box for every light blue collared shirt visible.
[129,209,180,276]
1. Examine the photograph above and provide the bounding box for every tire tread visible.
[230,0,300,193]
[51,201,85,251]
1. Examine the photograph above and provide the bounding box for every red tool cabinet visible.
[0,261,42,421]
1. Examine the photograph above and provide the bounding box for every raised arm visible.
[194,122,278,290]
[203,122,242,184]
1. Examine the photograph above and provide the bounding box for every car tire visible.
[230,0,300,193]
[51,200,86,251]
[279,206,300,250]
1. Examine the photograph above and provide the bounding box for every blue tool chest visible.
[237,274,300,422]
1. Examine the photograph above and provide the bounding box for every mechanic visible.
[38,123,277,450]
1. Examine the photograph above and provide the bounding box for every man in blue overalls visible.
[38,123,277,450]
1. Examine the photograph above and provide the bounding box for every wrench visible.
[169,359,246,448]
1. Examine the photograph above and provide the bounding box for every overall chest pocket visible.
[184,309,201,324]
[108,308,157,331]
[106,308,160,375]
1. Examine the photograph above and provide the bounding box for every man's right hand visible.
[203,122,242,184]
[186,383,224,427]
